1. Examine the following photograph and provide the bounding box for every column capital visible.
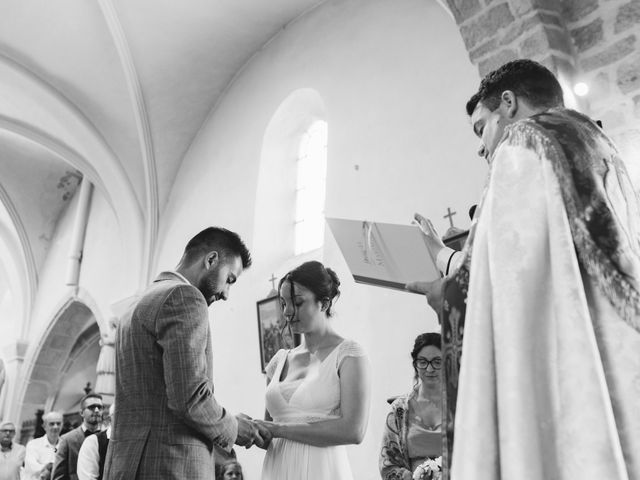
[2,341,28,363]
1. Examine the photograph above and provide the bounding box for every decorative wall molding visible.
[0,183,36,333]
[98,0,159,285]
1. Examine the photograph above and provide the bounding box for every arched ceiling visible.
[0,0,326,307]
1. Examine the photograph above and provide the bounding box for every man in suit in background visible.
[52,394,103,480]
[77,403,114,480]
[104,227,267,480]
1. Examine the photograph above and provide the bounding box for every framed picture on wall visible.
[256,296,299,373]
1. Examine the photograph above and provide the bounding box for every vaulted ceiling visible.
[0,0,326,310]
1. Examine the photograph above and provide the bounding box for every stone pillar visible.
[94,319,116,404]
[445,0,575,76]
[1,341,28,422]
[564,0,640,182]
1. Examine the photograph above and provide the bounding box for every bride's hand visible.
[252,420,275,449]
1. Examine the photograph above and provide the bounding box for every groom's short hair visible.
[183,227,252,269]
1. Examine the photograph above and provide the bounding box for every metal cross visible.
[443,207,457,228]
[268,273,277,291]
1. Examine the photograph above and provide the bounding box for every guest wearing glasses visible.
[380,333,443,480]
[77,403,114,480]
[52,394,104,480]
[0,421,25,480]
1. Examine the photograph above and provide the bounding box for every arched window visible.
[253,88,326,266]
[294,120,327,255]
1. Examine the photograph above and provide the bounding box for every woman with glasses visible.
[379,332,443,480]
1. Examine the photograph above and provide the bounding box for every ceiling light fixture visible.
[573,82,589,97]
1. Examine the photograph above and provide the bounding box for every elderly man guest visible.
[409,59,640,480]
[0,421,25,480]
[52,394,103,480]
[24,411,62,480]
[104,227,269,480]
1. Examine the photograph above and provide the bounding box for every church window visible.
[294,120,327,255]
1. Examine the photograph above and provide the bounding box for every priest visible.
[408,59,640,480]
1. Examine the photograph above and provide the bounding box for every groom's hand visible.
[252,421,273,450]
[234,414,258,448]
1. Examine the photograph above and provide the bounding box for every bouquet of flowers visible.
[413,456,442,480]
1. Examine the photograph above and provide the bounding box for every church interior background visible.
[0,0,638,477]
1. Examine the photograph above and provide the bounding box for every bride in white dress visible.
[256,261,371,480]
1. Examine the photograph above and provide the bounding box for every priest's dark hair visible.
[466,59,564,116]
[279,261,341,317]
[183,227,252,269]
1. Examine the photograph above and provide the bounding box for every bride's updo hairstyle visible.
[279,261,341,317]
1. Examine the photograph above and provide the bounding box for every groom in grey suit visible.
[104,227,267,480]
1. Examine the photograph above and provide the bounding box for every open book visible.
[326,217,441,292]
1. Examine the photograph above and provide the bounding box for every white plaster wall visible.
[26,192,78,342]
[158,0,483,477]
[80,188,136,324]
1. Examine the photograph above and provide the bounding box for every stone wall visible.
[444,0,640,182]
[566,0,640,169]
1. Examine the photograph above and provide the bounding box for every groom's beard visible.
[199,269,223,305]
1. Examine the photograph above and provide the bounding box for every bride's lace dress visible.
[261,339,366,480]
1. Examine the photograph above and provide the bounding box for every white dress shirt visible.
[436,246,464,276]
[0,443,25,480]
[24,436,57,480]
[76,428,110,480]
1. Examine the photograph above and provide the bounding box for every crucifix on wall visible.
[443,207,457,228]
[268,273,278,297]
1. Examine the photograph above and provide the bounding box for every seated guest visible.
[380,333,442,480]
[216,459,243,480]
[25,411,63,480]
[0,421,25,480]
[52,393,103,480]
[76,404,113,480]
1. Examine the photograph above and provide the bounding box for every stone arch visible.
[17,298,102,428]
[0,215,31,336]
[0,54,146,287]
